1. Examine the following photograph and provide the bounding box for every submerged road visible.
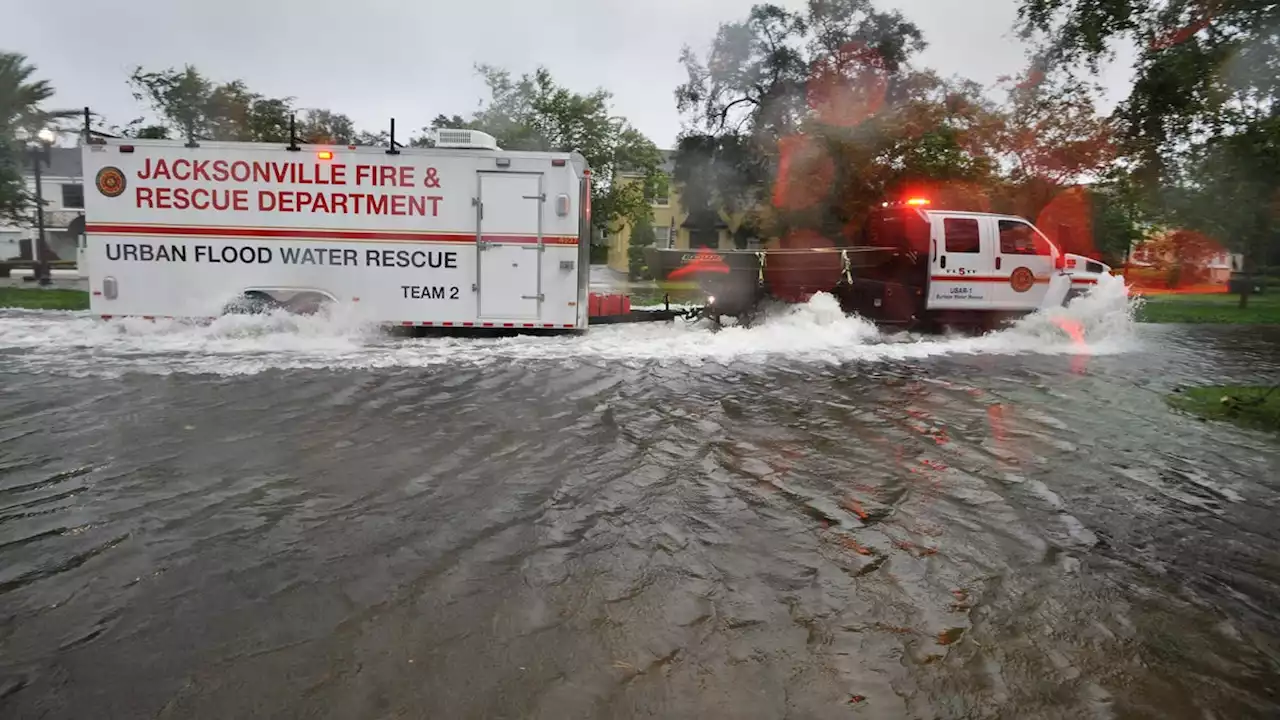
[0,291,1278,719]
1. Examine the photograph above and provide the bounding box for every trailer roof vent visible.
[431,128,500,151]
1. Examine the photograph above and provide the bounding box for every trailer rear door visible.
[477,172,542,319]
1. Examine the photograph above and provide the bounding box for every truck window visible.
[999,219,1050,255]
[944,218,980,253]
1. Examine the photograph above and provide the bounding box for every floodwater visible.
[1,277,1278,719]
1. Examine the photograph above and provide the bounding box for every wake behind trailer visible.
[80,119,600,331]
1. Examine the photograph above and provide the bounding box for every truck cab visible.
[847,198,1111,331]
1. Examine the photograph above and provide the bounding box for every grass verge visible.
[0,287,91,311]
[1137,292,1280,324]
[1167,385,1280,433]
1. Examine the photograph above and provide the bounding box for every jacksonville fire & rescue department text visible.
[132,159,444,217]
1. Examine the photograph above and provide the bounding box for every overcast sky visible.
[3,0,1136,149]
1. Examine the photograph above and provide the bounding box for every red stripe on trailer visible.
[84,223,579,245]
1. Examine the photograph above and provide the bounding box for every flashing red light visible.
[905,197,931,206]
[316,150,333,160]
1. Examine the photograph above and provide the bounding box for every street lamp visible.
[17,126,57,286]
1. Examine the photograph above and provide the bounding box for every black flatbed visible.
[587,307,695,325]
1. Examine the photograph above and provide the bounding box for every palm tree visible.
[0,52,80,224]
[0,51,79,137]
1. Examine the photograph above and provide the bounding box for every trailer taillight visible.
[119,145,134,153]
[316,151,333,160]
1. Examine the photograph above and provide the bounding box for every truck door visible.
[477,172,543,320]
[927,214,998,310]
[992,217,1055,309]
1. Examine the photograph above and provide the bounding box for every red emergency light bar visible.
[881,197,931,208]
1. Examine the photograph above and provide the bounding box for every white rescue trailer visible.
[80,128,592,330]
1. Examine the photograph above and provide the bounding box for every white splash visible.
[0,274,1139,377]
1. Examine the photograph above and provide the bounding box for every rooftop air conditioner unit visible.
[431,128,500,151]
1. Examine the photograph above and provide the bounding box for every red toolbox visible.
[601,294,624,316]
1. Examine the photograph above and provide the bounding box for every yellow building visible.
[606,151,751,274]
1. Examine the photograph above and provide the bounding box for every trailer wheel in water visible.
[223,290,281,315]
[284,292,331,316]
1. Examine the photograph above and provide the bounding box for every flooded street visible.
[1,280,1278,719]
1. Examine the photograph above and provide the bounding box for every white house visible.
[0,146,85,264]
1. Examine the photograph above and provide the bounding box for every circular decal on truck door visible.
[95,166,126,198]
[1010,266,1035,293]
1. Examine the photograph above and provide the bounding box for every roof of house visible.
[21,147,83,179]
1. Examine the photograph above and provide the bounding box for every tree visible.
[627,212,657,280]
[128,65,292,142]
[297,109,356,144]
[0,51,79,224]
[673,2,1001,243]
[447,65,666,234]
[1016,0,1280,304]
[988,71,1119,217]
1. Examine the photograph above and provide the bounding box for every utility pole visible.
[30,142,50,286]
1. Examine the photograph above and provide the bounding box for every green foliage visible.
[0,287,90,310]
[1137,292,1280,323]
[1015,0,1280,283]
[0,51,79,224]
[1167,384,1280,433]
[674,2,1021,240]
[297,108,356,144]
[627,212,657,280]
[448,65,665,234]
[128,65,298,142]
[1087,175,1147,266]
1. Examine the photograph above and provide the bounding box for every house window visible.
[654,225,673,248]
[651,174,669,206]
[61,184,85,209]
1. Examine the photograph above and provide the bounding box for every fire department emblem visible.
[1010,266,1035,293]
[95,166,126,198]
